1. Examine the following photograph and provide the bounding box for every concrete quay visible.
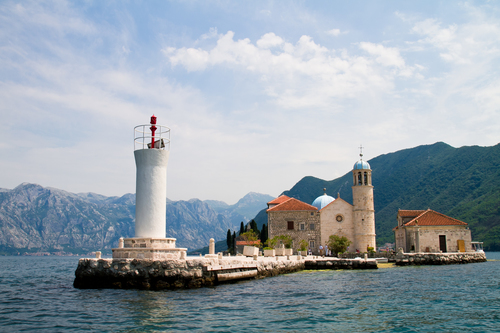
[73,255,378,290]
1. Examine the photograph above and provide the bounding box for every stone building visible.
[267,154,376,254]
[393,209,472,253]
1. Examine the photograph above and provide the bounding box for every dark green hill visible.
[255,142,500,250]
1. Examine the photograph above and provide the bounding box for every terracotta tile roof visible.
[235,240,260,246]
[267,198,318,212]
[267,195,290,205]
[398,210,426,218]
[403,209,468,227]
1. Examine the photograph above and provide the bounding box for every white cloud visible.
[326,28,341,36]
[358,42,406,69]
[256,33,284,49]
[164,31,416,110]
[201,27,219,40]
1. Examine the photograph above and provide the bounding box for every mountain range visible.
[2,141,499,254]
[0,183,273,255]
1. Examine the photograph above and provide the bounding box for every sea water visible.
[0,253,499,332]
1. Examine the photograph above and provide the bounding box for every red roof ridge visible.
[267,197,318,212]
[267,195,290,205]
[404,209,468,227]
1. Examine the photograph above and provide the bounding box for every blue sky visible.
[1,0,499,204]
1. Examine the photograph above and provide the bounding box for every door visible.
[439,235,447,253]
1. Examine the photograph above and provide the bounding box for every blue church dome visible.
[353,160,370,170]
[312,193,335,210]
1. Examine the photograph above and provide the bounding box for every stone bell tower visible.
[351,146,376,252]
[112,115,187,260]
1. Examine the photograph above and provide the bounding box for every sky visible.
[1,0,500,204]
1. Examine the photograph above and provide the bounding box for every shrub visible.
[327,235,352,256]
[298,239,308,251]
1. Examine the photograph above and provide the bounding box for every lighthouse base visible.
[112,237,187,260]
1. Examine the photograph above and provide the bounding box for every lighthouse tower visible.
[112,115,187,260]
[351,147,376,252]
[134,115,169,238]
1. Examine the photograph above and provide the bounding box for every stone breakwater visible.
[73,256,377,290]
[395,252,487,266]
[305,258,378,270]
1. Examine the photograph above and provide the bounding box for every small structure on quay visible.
[394,209,473,253]
[111,115,187,260]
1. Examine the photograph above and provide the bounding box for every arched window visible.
[357,172,362,185]
[364,172,368,185]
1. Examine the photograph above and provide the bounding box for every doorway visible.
[439,235,447,252]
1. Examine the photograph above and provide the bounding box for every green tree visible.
[226,229,232,250]
[260,224,268,245]
[239,221,245,235]
[327,235,352,256]
[267,235,293,249]
[249,219,260,237]
[232,231,236,254]
[298,239,308,252]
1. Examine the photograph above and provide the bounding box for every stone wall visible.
[395,252,487,266]
[268,210,321,253]
[74,255,381,290]
[74,257,307,290]
[305,258,378,270]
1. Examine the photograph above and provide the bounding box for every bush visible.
[267,235,293,249]
[327,235,352,256]
[298,239,308,251]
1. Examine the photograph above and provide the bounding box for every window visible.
[287,221,294,230]
[309,223,315,230]
[364,172,368,185]
[309,240,315,248]
[336,215,343,223]
[300,223,305,231]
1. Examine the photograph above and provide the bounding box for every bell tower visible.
[351,146,376,252]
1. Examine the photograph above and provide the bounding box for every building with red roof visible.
[266,151,376,254]
[393,209,472,253]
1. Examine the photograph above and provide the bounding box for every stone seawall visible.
[305,258,378,270]
[395,252,487,266]
[73,255,381,290]
[74,256,308,290]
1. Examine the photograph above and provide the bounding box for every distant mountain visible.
[0,183,271,255]
[254,142,500,251]
[205,192,275,227]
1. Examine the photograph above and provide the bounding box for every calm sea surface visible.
[0,253,499,332]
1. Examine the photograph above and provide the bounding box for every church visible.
[267,153,376,254]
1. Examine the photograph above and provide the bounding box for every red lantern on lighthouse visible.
[150,115,157,148]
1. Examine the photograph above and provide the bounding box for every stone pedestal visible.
[112,237,187,260]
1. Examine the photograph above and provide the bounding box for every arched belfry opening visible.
[352,145,372,186]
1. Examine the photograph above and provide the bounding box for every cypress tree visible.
[239,221,245,235]
[226,229,232,250]
[261,223,268,244]
[232,231,236,254]
[250,219,260,236]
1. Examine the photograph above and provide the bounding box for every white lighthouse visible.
[112,115,187,260]
[134,115,169,238]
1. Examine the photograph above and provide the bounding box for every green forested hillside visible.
[255,142,500,250]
